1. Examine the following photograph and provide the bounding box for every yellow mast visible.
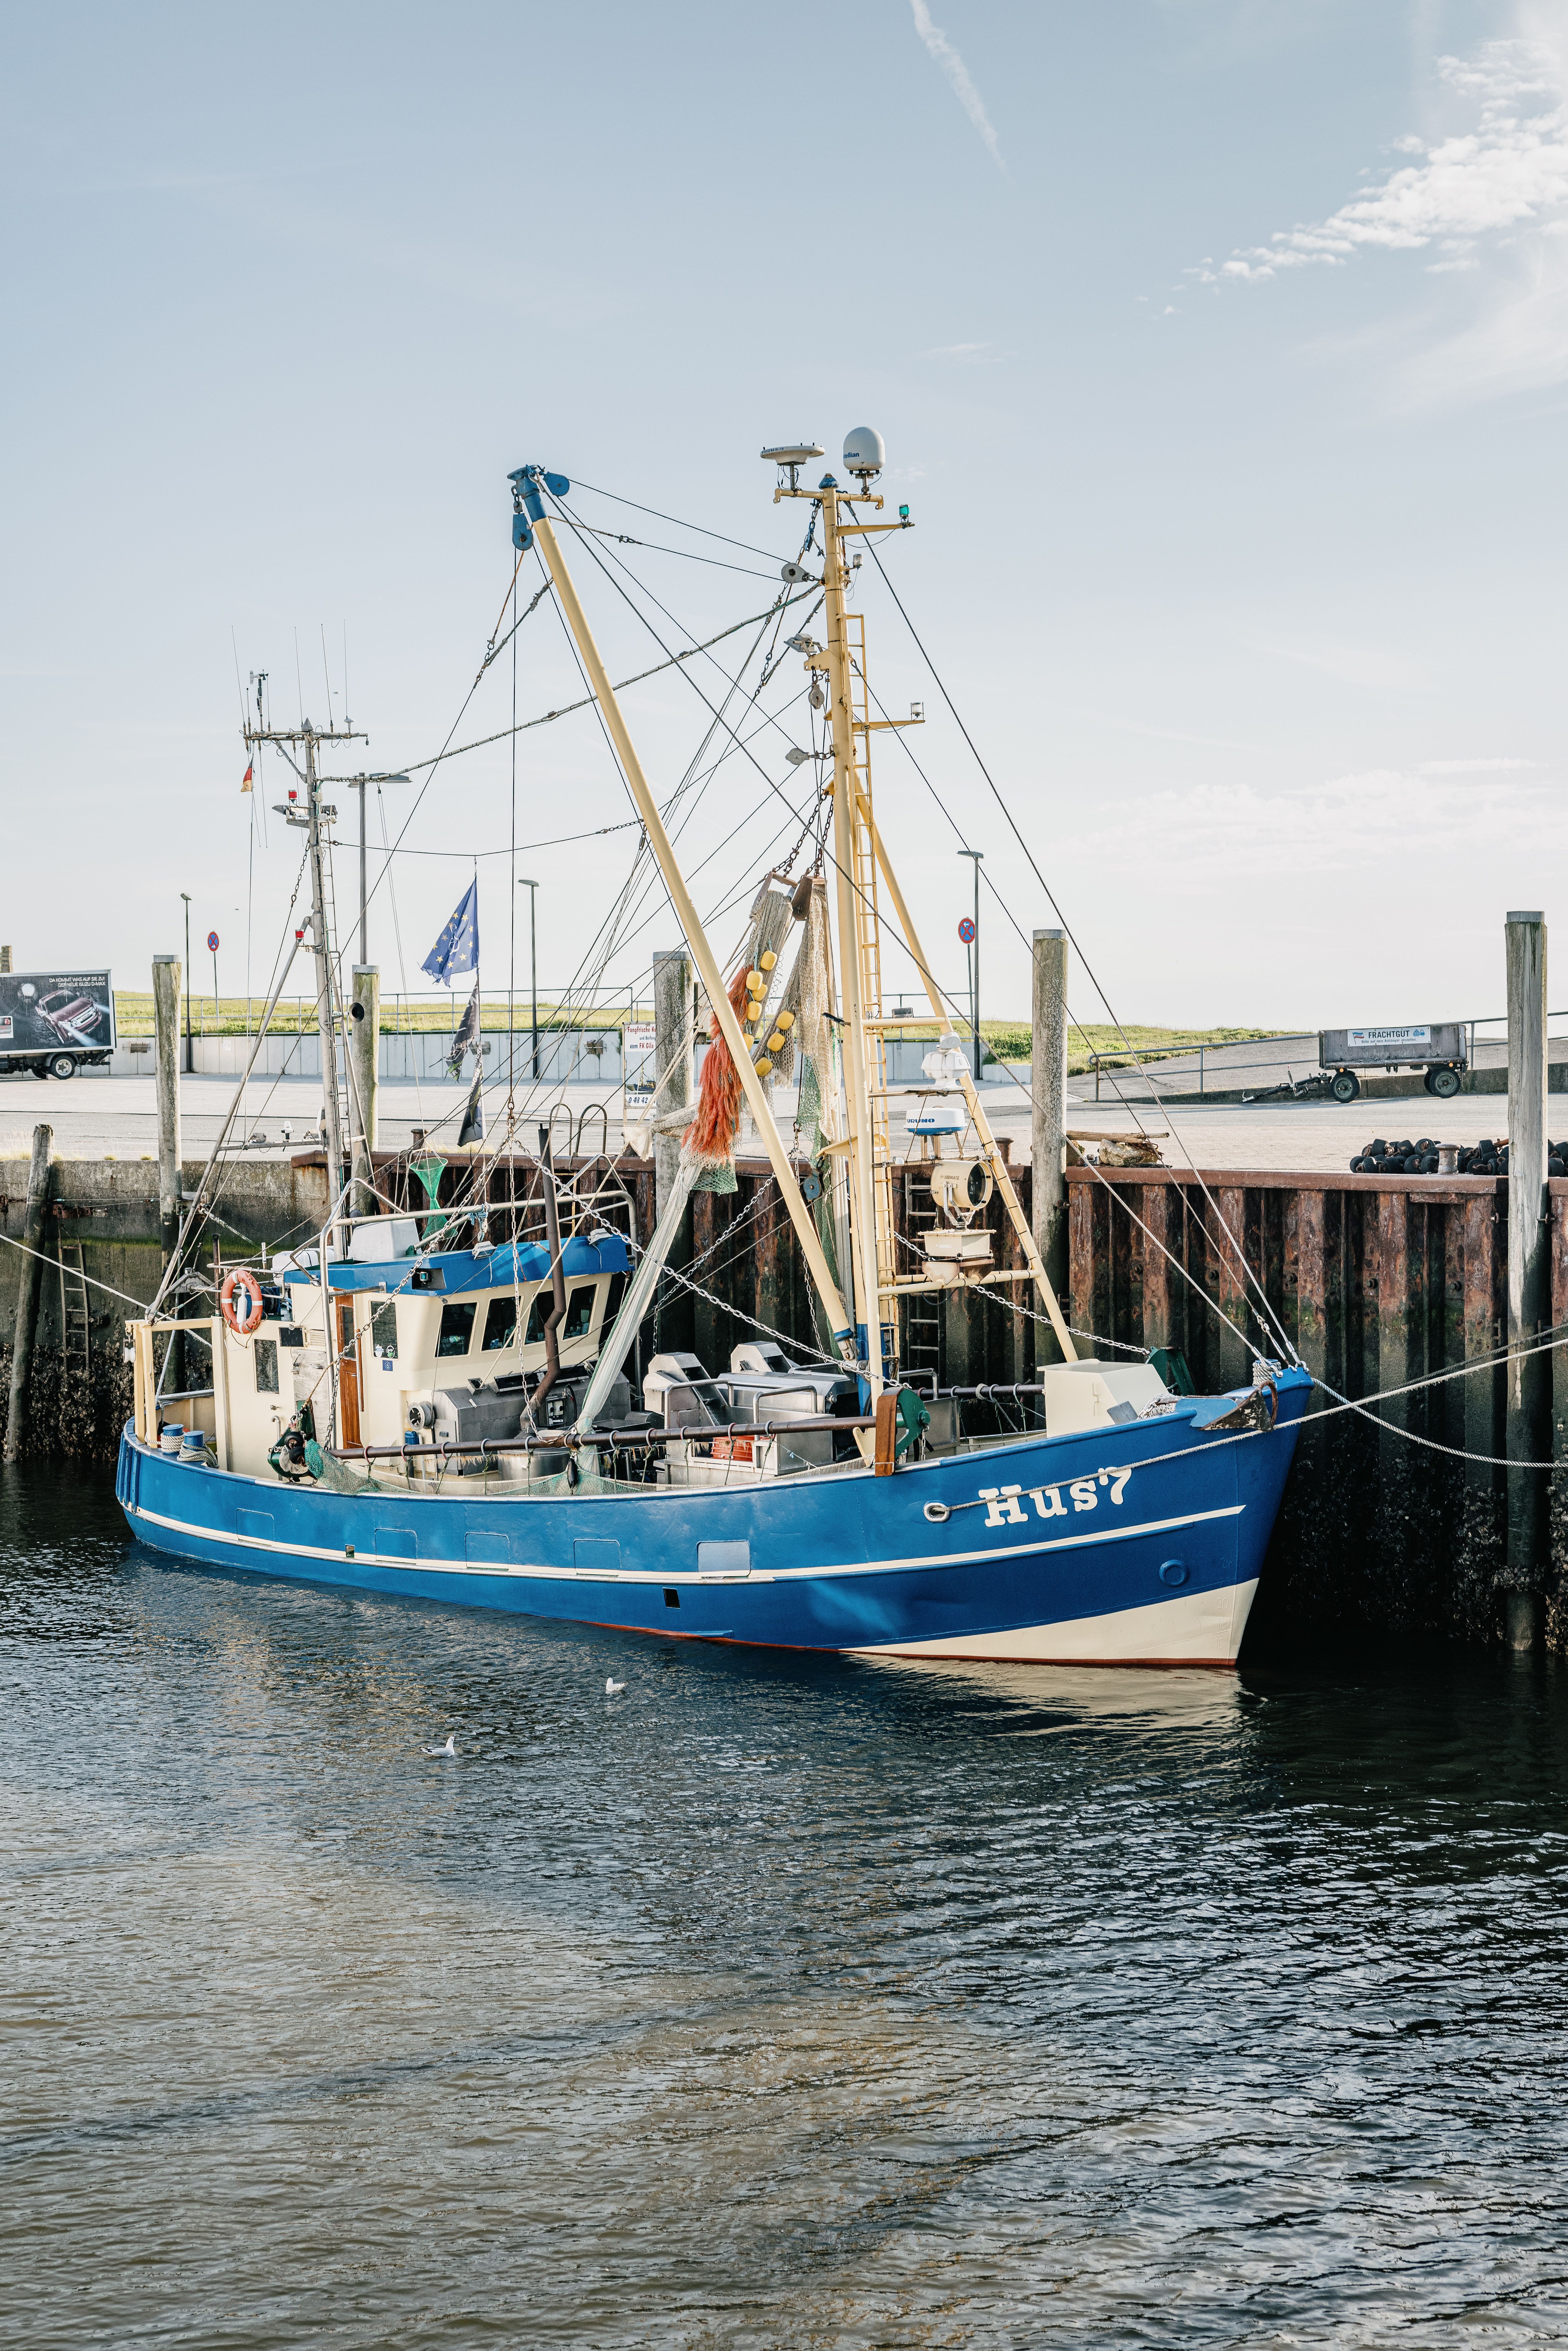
[773,443,1079,1370]
[817,485,888,1394]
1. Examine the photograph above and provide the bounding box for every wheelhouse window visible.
[520,1284,597,1345]
[370,1302,398,1358]
[435,1300,477,1358]
[481,1295,519,1351]
[253,1338,279,1394]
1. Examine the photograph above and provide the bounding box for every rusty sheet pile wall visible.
[1069,1165,1568,1652]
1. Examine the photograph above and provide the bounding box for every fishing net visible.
[681,882,799,1192]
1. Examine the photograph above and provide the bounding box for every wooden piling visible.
[1212,1184,1251,1390]
[652,949,692,1222]
[1030,928,1069,1362]
[652,949,693,1354]
[1506,911,1550,1647]
[349,964,379,1217]
[3,1123,53,1464]
[152,956,182,1261]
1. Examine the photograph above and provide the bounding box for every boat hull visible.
[114,1372,1309,1667]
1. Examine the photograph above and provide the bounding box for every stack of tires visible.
[1349,1137,1568,1176]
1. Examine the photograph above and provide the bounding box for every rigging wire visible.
[565,475,791,564]
[445,590,802,1171]
[859,525,1300,1367]
[381,592,817,777]
[556,484,1293,1375]
[571,524,781,581]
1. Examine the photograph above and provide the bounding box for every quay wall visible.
[1067,1165,1568,1656]
[4,1143,1565,1659]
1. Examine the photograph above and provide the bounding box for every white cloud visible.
[1192,36,1568,286]
[921,339,1008,363]
[909,1,1005,174]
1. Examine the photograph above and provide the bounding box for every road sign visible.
[207,930,220,953]
[958,917,976,944]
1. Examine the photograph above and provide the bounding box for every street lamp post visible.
[958,849,983,1080]
[346,771,410,966]
[179,893,192,1073]
[518,879,539,1078]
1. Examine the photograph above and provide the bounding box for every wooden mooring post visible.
[350,963,380,1217]
[152,955,182,1261]
[1506,911,1550,1649]
[1030,927,1069,1363]
[3,1123,53,1464]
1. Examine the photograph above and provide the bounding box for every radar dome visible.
[842,426,885,481]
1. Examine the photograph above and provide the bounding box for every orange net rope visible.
[683,964,751,1168]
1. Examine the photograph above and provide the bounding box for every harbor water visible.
[7,1468,1568,2346]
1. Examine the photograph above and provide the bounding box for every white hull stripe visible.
[851,1580,1260,1666]
[127,1499,1243,1585]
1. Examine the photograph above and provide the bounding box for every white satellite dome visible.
[842,425,885,481]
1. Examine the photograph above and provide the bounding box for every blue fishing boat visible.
[116,436,1310,1665]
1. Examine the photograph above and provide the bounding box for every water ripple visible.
[5,1468,1568,2344]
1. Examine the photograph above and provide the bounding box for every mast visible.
[818,483,889,1393]
[770,454,915,1391]
[510,468,859,1362]
[244,712,367,1237]
[773,442,1080,1368]
[302,730,345,1206]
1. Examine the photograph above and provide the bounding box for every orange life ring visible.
[220,1268,265,1336]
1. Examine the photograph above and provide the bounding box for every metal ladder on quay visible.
[57,1239,91,1382]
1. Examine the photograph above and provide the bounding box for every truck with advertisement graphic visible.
[0,970,116,1079]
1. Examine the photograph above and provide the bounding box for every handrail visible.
[329,1412,877,1463]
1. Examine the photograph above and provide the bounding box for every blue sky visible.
[4,1,1566,1034]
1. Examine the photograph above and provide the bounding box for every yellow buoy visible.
[755,1055,773,1077]
[746,969,765,992]
[774,1009,796,1031]
[759,950,777,971]
[766,1030,785,1053]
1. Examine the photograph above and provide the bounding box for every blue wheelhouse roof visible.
[281,1234,631,1295]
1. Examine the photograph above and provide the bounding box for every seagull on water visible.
[605,1678,626,1696]
[423,1732,457,1756]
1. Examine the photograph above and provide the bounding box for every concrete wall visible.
[0,1154,333,1459]
[98,1029,629,1084]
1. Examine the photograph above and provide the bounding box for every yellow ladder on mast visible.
[842,614,901,1369]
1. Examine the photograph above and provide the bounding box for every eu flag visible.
[421,880,479,985]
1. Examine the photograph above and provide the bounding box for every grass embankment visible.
[112,994,647,1038]
[895,1020,1286,1073]
[112,996,1283,1072]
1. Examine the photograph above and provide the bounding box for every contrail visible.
[910,0,1005,172]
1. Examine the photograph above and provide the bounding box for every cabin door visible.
[333,1295,361,1448]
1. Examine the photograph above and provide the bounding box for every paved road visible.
[4,1064,1550,1180]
